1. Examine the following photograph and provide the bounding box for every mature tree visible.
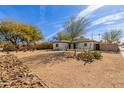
[19,23,43,45]
[64,16,89,41]
[102,30,122,44]
[0,20,43,51]
[53,32,71,40]
[0,20,18,45]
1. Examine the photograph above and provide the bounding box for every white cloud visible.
[91,11,124,27]
[104,21,115,25]
[39,6,46,20]
[45,5,104,40]
[75,5,104,21]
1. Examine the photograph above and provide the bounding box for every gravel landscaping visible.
[1,50,124,88]
[0,54,47,88]
[9,50,124,88]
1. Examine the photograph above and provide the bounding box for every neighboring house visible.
[52,38,119,52]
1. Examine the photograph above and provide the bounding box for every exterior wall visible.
[53,42,95,50]
[53,43,68,50]
[99,44,119,52]
[76,42,94,50]
[70,44,74,49]
[53,42,119,52]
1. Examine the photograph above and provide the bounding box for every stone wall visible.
[100,44,119,52]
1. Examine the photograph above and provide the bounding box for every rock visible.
[64,52,74,58]
[0,54,45,88]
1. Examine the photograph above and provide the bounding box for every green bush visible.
[3,43,16,51]
[76,51,94,65]
[92,51,102,60]
[36,42,53,50]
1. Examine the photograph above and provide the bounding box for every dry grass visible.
[10,50,124,88]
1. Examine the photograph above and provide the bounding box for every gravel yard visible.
[0,54,46,88]
[7,50,124,87]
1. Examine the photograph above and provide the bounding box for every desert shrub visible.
[76,51,94,65]
[3,42,16,51]
[92,51,102,60]
[36,42,53,50]
[64,52,74,58]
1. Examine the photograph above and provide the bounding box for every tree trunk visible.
[73,47,77,59]
[71,39,77,58]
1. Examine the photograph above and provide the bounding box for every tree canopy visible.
[63,16,89,41]
[0,20,43,48]
[102,30,122,44]
[53,32,71,40]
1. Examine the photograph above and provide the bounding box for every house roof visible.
[74,37,96,42]
[52,39,97,43]
[74,40,96,43]
[52,40,70,43]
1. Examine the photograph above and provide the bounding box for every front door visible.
[69,44,71,49]
[68,43,76,49]
[73,43,76,49]
[95,44,100,50]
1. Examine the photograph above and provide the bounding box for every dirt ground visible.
[10,50,124,88]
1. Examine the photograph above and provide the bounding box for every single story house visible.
[52,39,119,52]
[53,39,98,51]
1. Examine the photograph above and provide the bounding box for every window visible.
[56,44,59,47]
[84,43,87,47]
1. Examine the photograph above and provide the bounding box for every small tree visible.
[64,16,88,41]
[63,16,89,56]
[102,30,122,44]
[53,32,71,41]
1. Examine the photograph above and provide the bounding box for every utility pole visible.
[98,33,101,41]
[91,33,93,40]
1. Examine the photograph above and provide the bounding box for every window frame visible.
[56,43,59,47]
[84,43,87,47]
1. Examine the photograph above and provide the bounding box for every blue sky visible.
[0,5,124,42]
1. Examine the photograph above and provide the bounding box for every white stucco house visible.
[52,38,119,52]
[53,39,98,51]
